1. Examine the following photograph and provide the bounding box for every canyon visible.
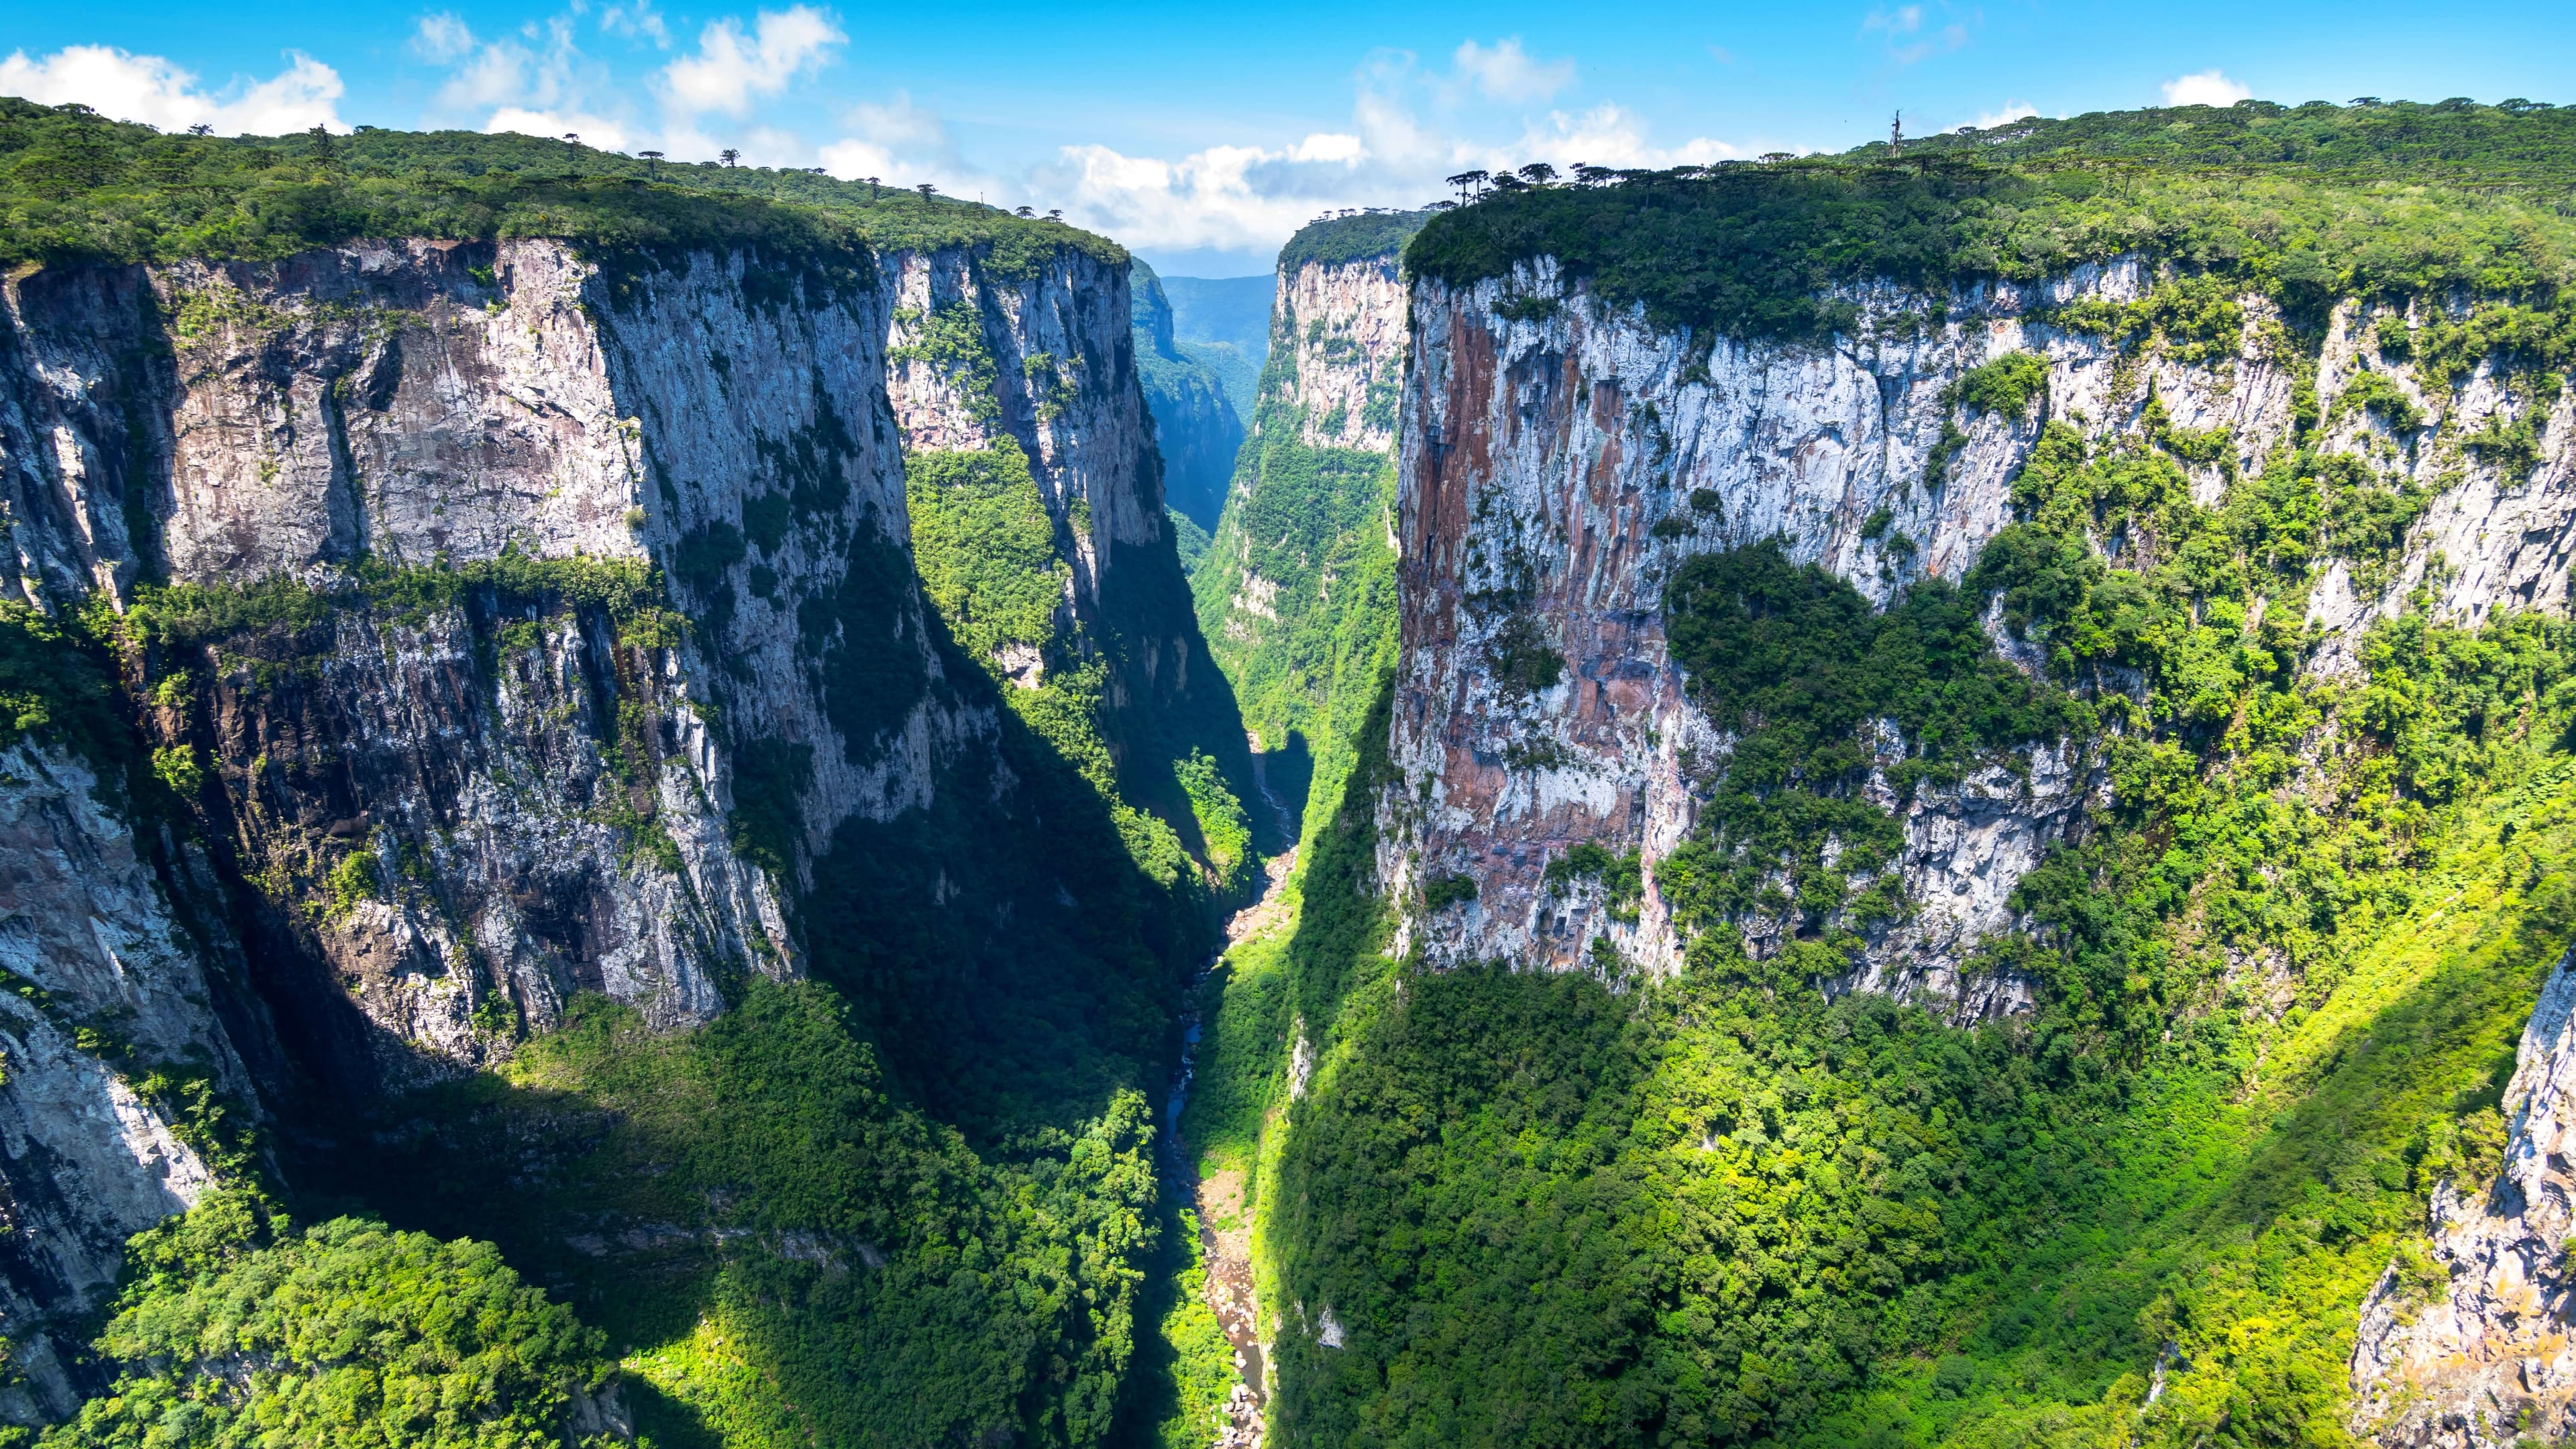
[5,97,2576,1449]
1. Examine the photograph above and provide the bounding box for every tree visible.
[1444,169,1490,203]
[917,182,936,201]
[306,123,336,164]
[720,148,740,167]
[186,123,212,137]
[561,132,580,144]
[1517,162,1558,186]
[1015,205,1033,217]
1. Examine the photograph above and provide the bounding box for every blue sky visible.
[5,1,2570,274]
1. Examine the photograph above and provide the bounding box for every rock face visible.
[1383,256,2575,1000]
[2350,949,2576,1446]
[0,228,1203,1420]
[0,743,250,1421]
[1278,253,1407,452]
[885,245,1248,806]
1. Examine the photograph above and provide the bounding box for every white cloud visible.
[1969,100,2039,130]
[1864,5,1925,35]
[410,15,476,66]
[1505,103,1741,170]
[1018,78,1743,259]
[1451,38,1575,104]
[2161,69,2252,107]
[409,5,843,164]
[426,14,607,122]
[663,6,843,117]
[0,44,344,135]
[1289,133,1364,164]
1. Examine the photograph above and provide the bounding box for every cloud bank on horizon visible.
[0,8,2262,270]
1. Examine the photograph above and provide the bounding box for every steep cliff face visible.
[0,741,247,1421]
[0,240,938,1077]
[0,218,1246,1433]
[1129,260,1244,531]
[2350,947,2576,1446]
[1278,254,1408,452]
[885,244,1259,865]
[1193,215,1422,844]
[1385,255,2575,1000]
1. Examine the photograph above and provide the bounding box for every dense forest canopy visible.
[1409,98,2576,342]
[0,97,1123,272]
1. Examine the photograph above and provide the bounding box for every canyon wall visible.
[1194,215,1422,800]
[1383,255,2576,1003]
[1130,259,1244,532]
[1277,251,1409,453]
[0,226,1218,1418]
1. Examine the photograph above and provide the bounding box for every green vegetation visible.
[891,304,1005,424]
[1656,541,2083,944]
[1545,842,1645,924]
[125,550,668,651]
[315,983,1158,1449]
[1177,749,1254,890]
[44,1191,611,1449]
[1262,569,2576,1449]
[1245,118,2576,1432]
[1132,260,1246,530]
[1112,1201,1237,1448]
[1168,509,1213,574]
[1191,280,1402,841]
[1409,99,2576,344]
[0,600,128,763]
[2334,368,2422,431]
[1277,211,1431,274]
[0,99,1122,274]
[906,440,1069,660]
[1950,350,2051,418]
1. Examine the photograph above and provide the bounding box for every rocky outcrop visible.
[1194,226,1411,797]
[1383,256,2575,1000]
[2350,949,2576,1446]
[884,244,1252,822]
